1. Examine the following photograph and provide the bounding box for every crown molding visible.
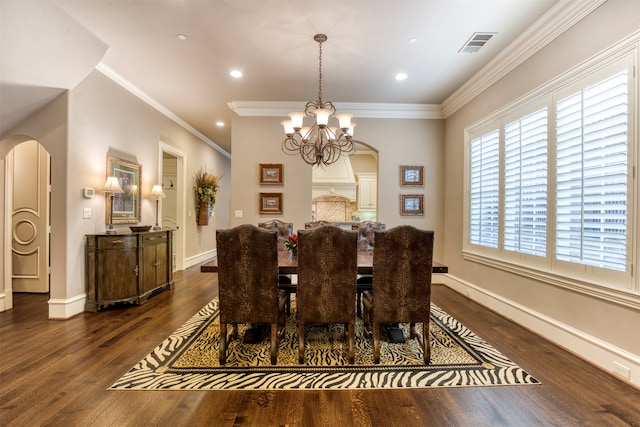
[228,101,444,120]
[441,0,607,118]
[96,63,231,159]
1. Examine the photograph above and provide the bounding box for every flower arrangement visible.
[284,234,298,255]
[193,168,220,220]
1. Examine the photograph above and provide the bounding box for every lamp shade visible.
[102,176,124,193]
[314,109,330,127]
[281,120,295,136]
[151,185,166,199]
[336,113,352,129]
[288,112,305,130]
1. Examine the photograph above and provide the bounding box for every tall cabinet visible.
[357,173,377,211]
[85,230,174,311]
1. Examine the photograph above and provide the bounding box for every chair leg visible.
[347,322,355,364]
[298,323,305,364]
[219,322,227,365]
[363,299,372,339]
[373,322,381,364]
[270,323,279,365]
[410,322,424,346]
[423,321,431,364]
[285,291,291,316]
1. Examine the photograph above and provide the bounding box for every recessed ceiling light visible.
[395,73,408,81]
[230,70,243,78]
[216,121,225,127]
[176,34,187,41]
[408,37,417,44]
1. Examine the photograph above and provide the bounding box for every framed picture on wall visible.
[259,163,284,185]
[106,155,142,224]
[259,192,283,214]
[400,165,424,186]
[400,194,424,216]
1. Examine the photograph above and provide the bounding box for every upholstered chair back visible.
[258,219,293,250]
[304,220,335,229]
[372,226,433,324]
[352,221,386,250]
[216,224,281,324]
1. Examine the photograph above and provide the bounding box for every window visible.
[555,71,628,272]
[470,130,500,248]
[504,108,548,257]
[465,53,635,294]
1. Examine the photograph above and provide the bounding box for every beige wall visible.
[230,115,445,260]
[68,71,231,271]
[443,0,640,359]
[1,70,230,317]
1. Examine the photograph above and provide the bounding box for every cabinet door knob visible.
[134,265,139,276]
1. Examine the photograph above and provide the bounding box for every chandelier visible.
[281,34,356,167]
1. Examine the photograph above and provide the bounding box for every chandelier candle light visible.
[281,34,356,167]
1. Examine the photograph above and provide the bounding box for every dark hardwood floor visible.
[1,264,639,427]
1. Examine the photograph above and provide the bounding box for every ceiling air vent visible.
[459,32,496,53]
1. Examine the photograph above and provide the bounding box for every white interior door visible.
[11,140,50,293]
[160,144,185,272]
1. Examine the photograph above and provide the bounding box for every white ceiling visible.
[1,0,565,154]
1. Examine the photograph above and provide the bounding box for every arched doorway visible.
[1,137,51,311]
[311,142,379,223]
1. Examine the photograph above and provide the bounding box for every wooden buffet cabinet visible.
[85,230,174,311]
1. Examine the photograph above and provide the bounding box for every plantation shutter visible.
[504,108,548,256]
[470,130,500,248]
[555,71,628,271]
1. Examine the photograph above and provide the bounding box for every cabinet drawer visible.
[141,233,168,245]
[97,236,136,250]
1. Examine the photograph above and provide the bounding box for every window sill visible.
[462,250,640,310]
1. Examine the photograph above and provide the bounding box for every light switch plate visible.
[234,210,243,219]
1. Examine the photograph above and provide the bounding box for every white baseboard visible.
[0,291,10,312]
[48,293,86,319]
[185,249,216,270]
[440,274,640,390]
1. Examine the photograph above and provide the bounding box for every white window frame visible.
[463,35,639,309]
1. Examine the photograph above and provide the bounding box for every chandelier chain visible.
[317,40,323,104]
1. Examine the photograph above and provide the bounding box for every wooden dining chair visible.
[304,220,335,229]
[362,225,434,364]
[258,219,293,250]
[351,221,386,251]
[351,221,386,316]
[258,219,294,314]
[296,225,358,364]
[216,224,287,365]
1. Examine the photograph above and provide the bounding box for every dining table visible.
[201,250,448,293]
[202,250,447,344]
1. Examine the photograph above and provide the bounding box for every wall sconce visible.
[102,176,124,234]
[151,185,166,230]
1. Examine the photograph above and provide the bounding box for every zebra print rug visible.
[110,299,539,390]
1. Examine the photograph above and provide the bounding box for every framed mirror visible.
[106,155,142,224]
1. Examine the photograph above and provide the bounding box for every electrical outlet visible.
[234,210,243,219]
[83,207,91,219]
[613,361,630,379]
